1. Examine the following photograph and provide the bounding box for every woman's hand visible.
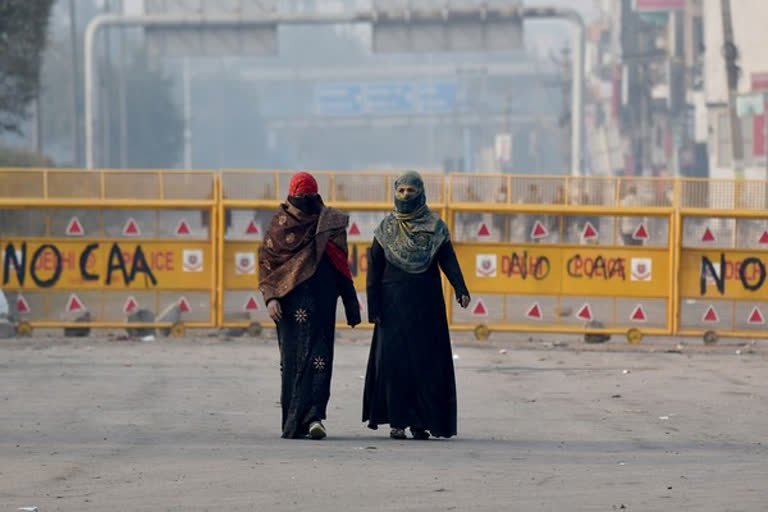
[267,299,282,322]
[459,295,471,309]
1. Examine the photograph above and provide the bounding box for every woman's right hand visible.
[267,299,282,322]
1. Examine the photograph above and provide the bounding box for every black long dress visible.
[277,255,358,439]
[363,238,469,438]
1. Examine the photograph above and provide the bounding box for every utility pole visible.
[183,58,192,169]
[69,0,81,166]
[721,0,743,177]
[101,0,113,168]
[118,0,127,168]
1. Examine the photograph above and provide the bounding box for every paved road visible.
[1,333,767,511]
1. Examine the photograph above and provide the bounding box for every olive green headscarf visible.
[373,171,449,274]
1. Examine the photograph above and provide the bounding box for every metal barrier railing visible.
[217,170,447,333]
[2,168,768,342]
[0,169,218,336]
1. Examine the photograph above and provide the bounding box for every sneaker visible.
[308,421,327,440]
[410,428,430,440]
[389,428,406,439]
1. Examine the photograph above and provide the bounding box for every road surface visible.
[1,331,766,511]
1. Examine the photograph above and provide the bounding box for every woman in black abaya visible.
[260,172,360,440]
[363,171,470,440]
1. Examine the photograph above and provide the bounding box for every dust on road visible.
[1,332,767,511]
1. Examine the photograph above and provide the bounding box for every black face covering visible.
[288,194,324,215]
[393,171,426,214]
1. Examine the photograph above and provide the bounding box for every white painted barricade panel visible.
[451,294,504,324]
[50,290,101,319]
[225,209,275,241]
[158,291,211,323]
[6,291,46,321]
[510,215,562,244]
[156,210,209,240]
[734,301,768,330]
[102,291,157,322]
[558,297,612,326]
[345,211,388,241]
[561,216,616,246]
[616,216,669,247]
[682,217,736,248]
[103,210,156,238]
[614,298,667,329]
[224,291,270,323]
[735,218,768,249]
[51,209,100,238]
[679,299,733,330]
[0,209,47,237]
[452,213,505,242]
[504,295,558,324]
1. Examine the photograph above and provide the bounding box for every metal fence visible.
[2,169,767,342]
[0,169,218,335]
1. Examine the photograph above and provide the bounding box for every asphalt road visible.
[1,331,767,511]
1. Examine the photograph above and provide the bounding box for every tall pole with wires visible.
[721,0,743,177]
[69,0,81,165]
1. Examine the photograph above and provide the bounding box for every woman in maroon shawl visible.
[259,172,360,440]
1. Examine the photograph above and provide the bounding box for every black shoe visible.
[308,421,327,440]
[390,428,406,439]
[410,428,430,440]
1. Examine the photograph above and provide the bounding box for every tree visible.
[0,0,55,134]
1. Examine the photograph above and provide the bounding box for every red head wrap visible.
[288,172,318,196]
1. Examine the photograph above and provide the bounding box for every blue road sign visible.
[314,83,364,116]
[419,81,456,113]
[313,80,456,117]
[366,82,415,115]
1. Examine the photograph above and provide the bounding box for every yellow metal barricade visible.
[0,169,218,333]
[448,174,676,340]
[6,168,768,342]
[676,178,768,340]
[217,170,447,331]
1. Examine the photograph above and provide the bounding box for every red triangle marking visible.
[123,218,140,236]
[526,303,543,320]
[701,227,716,243]
[66,217,84,236]
[759,231,768,244]
[244,296,260,312]
[245,220,260,235]
[576,303,593,321]
[178,297,191,313]
[348,222,361,236]
[633,223,649,240]
[531,221,549,239]
[582,222,598,239]
[477,224,491,237]
[630,304,647,322]
[472,299,488,316]
[748,306,765,325]
[703,305,719,323]
[176,220,191,236]
[66,294,84,313]
[16,295,30,314]
[124,296,138,313]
